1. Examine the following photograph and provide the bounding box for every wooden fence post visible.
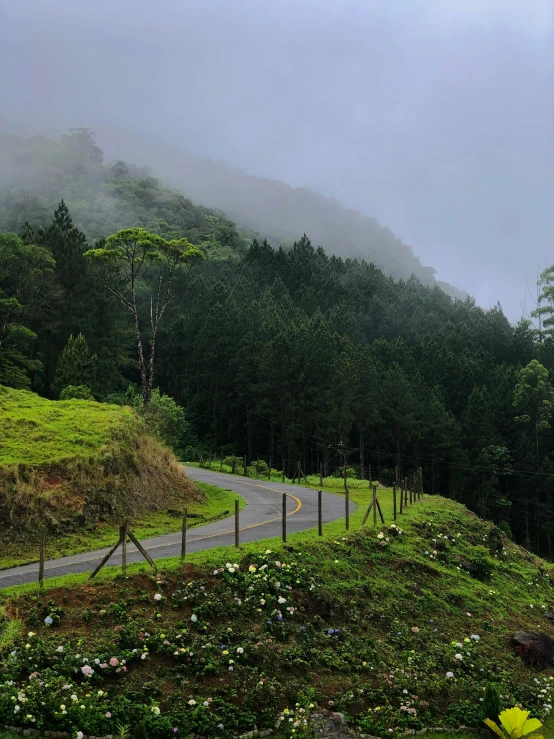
[399,478,403,514]
[243,456,248,476]
[393,483,397,521]
[409,475,413,505]
[404,477,408,508]
[345,487,350,531]
[373,484,377,527]
[39,528,45,589]
[320,463,324,488]
[318,490,323,536]
[282,493,287,542]
[368,464,372,488]
[375,484,385,523]
[235,499,240,548]
[181,508,187,561]
[121,521,127,575]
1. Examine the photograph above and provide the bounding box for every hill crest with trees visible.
[2,129,554,561]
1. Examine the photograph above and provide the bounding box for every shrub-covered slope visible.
[0,386,201,548]
[1,496,554,738]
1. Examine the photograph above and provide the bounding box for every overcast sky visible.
[1,0,553,321]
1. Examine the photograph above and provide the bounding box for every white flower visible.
[278,597,286,604]
[237,647,244,654]
[154,594,162,601]
[57,646,64,653]
[228,567,235,573]
[188,699,197,706]
[377,532,384,539]
[455,654,463,661]
[151,706,161,716]
[446,671,454,678]
[471,634,480,641]
[191,614,198,623]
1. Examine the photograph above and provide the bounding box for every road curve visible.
[0,468,354,589]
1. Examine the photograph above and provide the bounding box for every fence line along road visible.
[0,468,355,589]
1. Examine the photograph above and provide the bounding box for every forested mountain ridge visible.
[0,128,467,299]
[2,128,554,561]
[0,130,253,256]
[103,130,471,299]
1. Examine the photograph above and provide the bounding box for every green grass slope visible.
[2,495,554,738]
[0,385,136,466]
[0,386,203,562]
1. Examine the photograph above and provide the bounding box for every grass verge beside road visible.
[0,482,244,571]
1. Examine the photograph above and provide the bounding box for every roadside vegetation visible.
[2,495,554,738]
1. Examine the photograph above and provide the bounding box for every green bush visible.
[470,546,494,582]
[223,455,244,473]
[249,459,269,477]
[59,384,94,400]
[497,520,513,540]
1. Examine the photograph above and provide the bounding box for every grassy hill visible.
[1,494,554,738]
[0,386,203,565]
[0,384,137,466]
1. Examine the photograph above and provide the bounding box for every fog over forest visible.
[1,0,553,320]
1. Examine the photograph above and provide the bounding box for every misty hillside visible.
[0,129,467,300]
[101,131,469,300]
[0,131,252,258]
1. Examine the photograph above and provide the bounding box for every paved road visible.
[0,468,353,589]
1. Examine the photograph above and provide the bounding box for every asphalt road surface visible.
[0,468,354,589]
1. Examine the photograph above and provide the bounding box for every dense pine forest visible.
[2,129,554,558]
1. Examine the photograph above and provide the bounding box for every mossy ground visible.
[2,493,554,738]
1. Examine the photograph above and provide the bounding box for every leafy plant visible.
[470,546,494,582]
[0,607,21,654]
[484,707,543,739]
[482,683,502,724]
[115,722,131,739]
